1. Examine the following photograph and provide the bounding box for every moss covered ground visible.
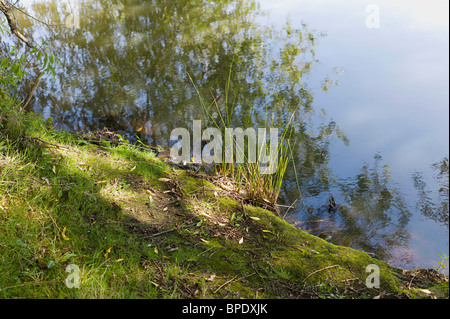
[0,111,448,299]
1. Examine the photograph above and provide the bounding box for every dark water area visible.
[7,0,448,273]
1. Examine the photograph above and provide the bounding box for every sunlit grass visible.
[2,101,444,299]
[0,106,187,298]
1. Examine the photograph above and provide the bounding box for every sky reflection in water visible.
[260,0,449,271]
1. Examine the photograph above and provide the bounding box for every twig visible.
[408,270,421,290]
[213,276,237,294]
[198,244,219,257]
[21,74,41,112]
[29,137,68,149]
[341,277,359,283]
[302,265,339,287]
[213,273,255,294]
[281,197,300,219]
[40,181,78,187]
[0,279,59,292]
[138,223,196,240]
[145,228,178,238]
[32,176,78,187]
[0,0,33,48]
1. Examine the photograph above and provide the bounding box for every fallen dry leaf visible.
[220,183,233,191]
[199,212,212,218]
[104,247,112,258]
[419,289,432,295]
[61,227,71,241]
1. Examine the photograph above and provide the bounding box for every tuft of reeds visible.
[188,63,298,208]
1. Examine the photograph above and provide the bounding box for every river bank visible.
[0,110,448,299]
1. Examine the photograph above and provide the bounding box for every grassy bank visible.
[0,106,448,299]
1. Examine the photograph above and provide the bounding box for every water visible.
[259,0,449,271]
[8,0,448,272]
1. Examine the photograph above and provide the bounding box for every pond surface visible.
[11,0,449,272]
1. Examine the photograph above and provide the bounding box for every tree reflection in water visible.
[291,154,412,264]
[413,157,449,228]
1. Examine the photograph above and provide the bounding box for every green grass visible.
[0,107,179,298]
[0,102,447,299]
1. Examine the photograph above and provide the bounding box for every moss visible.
[235,201,408,295]
[428,281,449,299]
[217,196,240,210]
[176,195,396,297]
[176,171,218,199]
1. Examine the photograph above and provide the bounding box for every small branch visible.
[197,244,219,257]
[137,223,196,240]
[29,137,68,149]
[146,227,179,238]
[39,181,78,187]
[408,270,421,290]
[341,277,359,283]
[302,265,339,287]
[21,73,42,112]
[0,0,33,48]
[213,276,237,294]
[213,273,255,294]
[0,279,59,292]
[281,197,300,219]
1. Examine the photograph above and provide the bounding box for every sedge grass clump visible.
[189,65,297,207]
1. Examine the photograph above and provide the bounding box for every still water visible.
[9,0,449,272]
